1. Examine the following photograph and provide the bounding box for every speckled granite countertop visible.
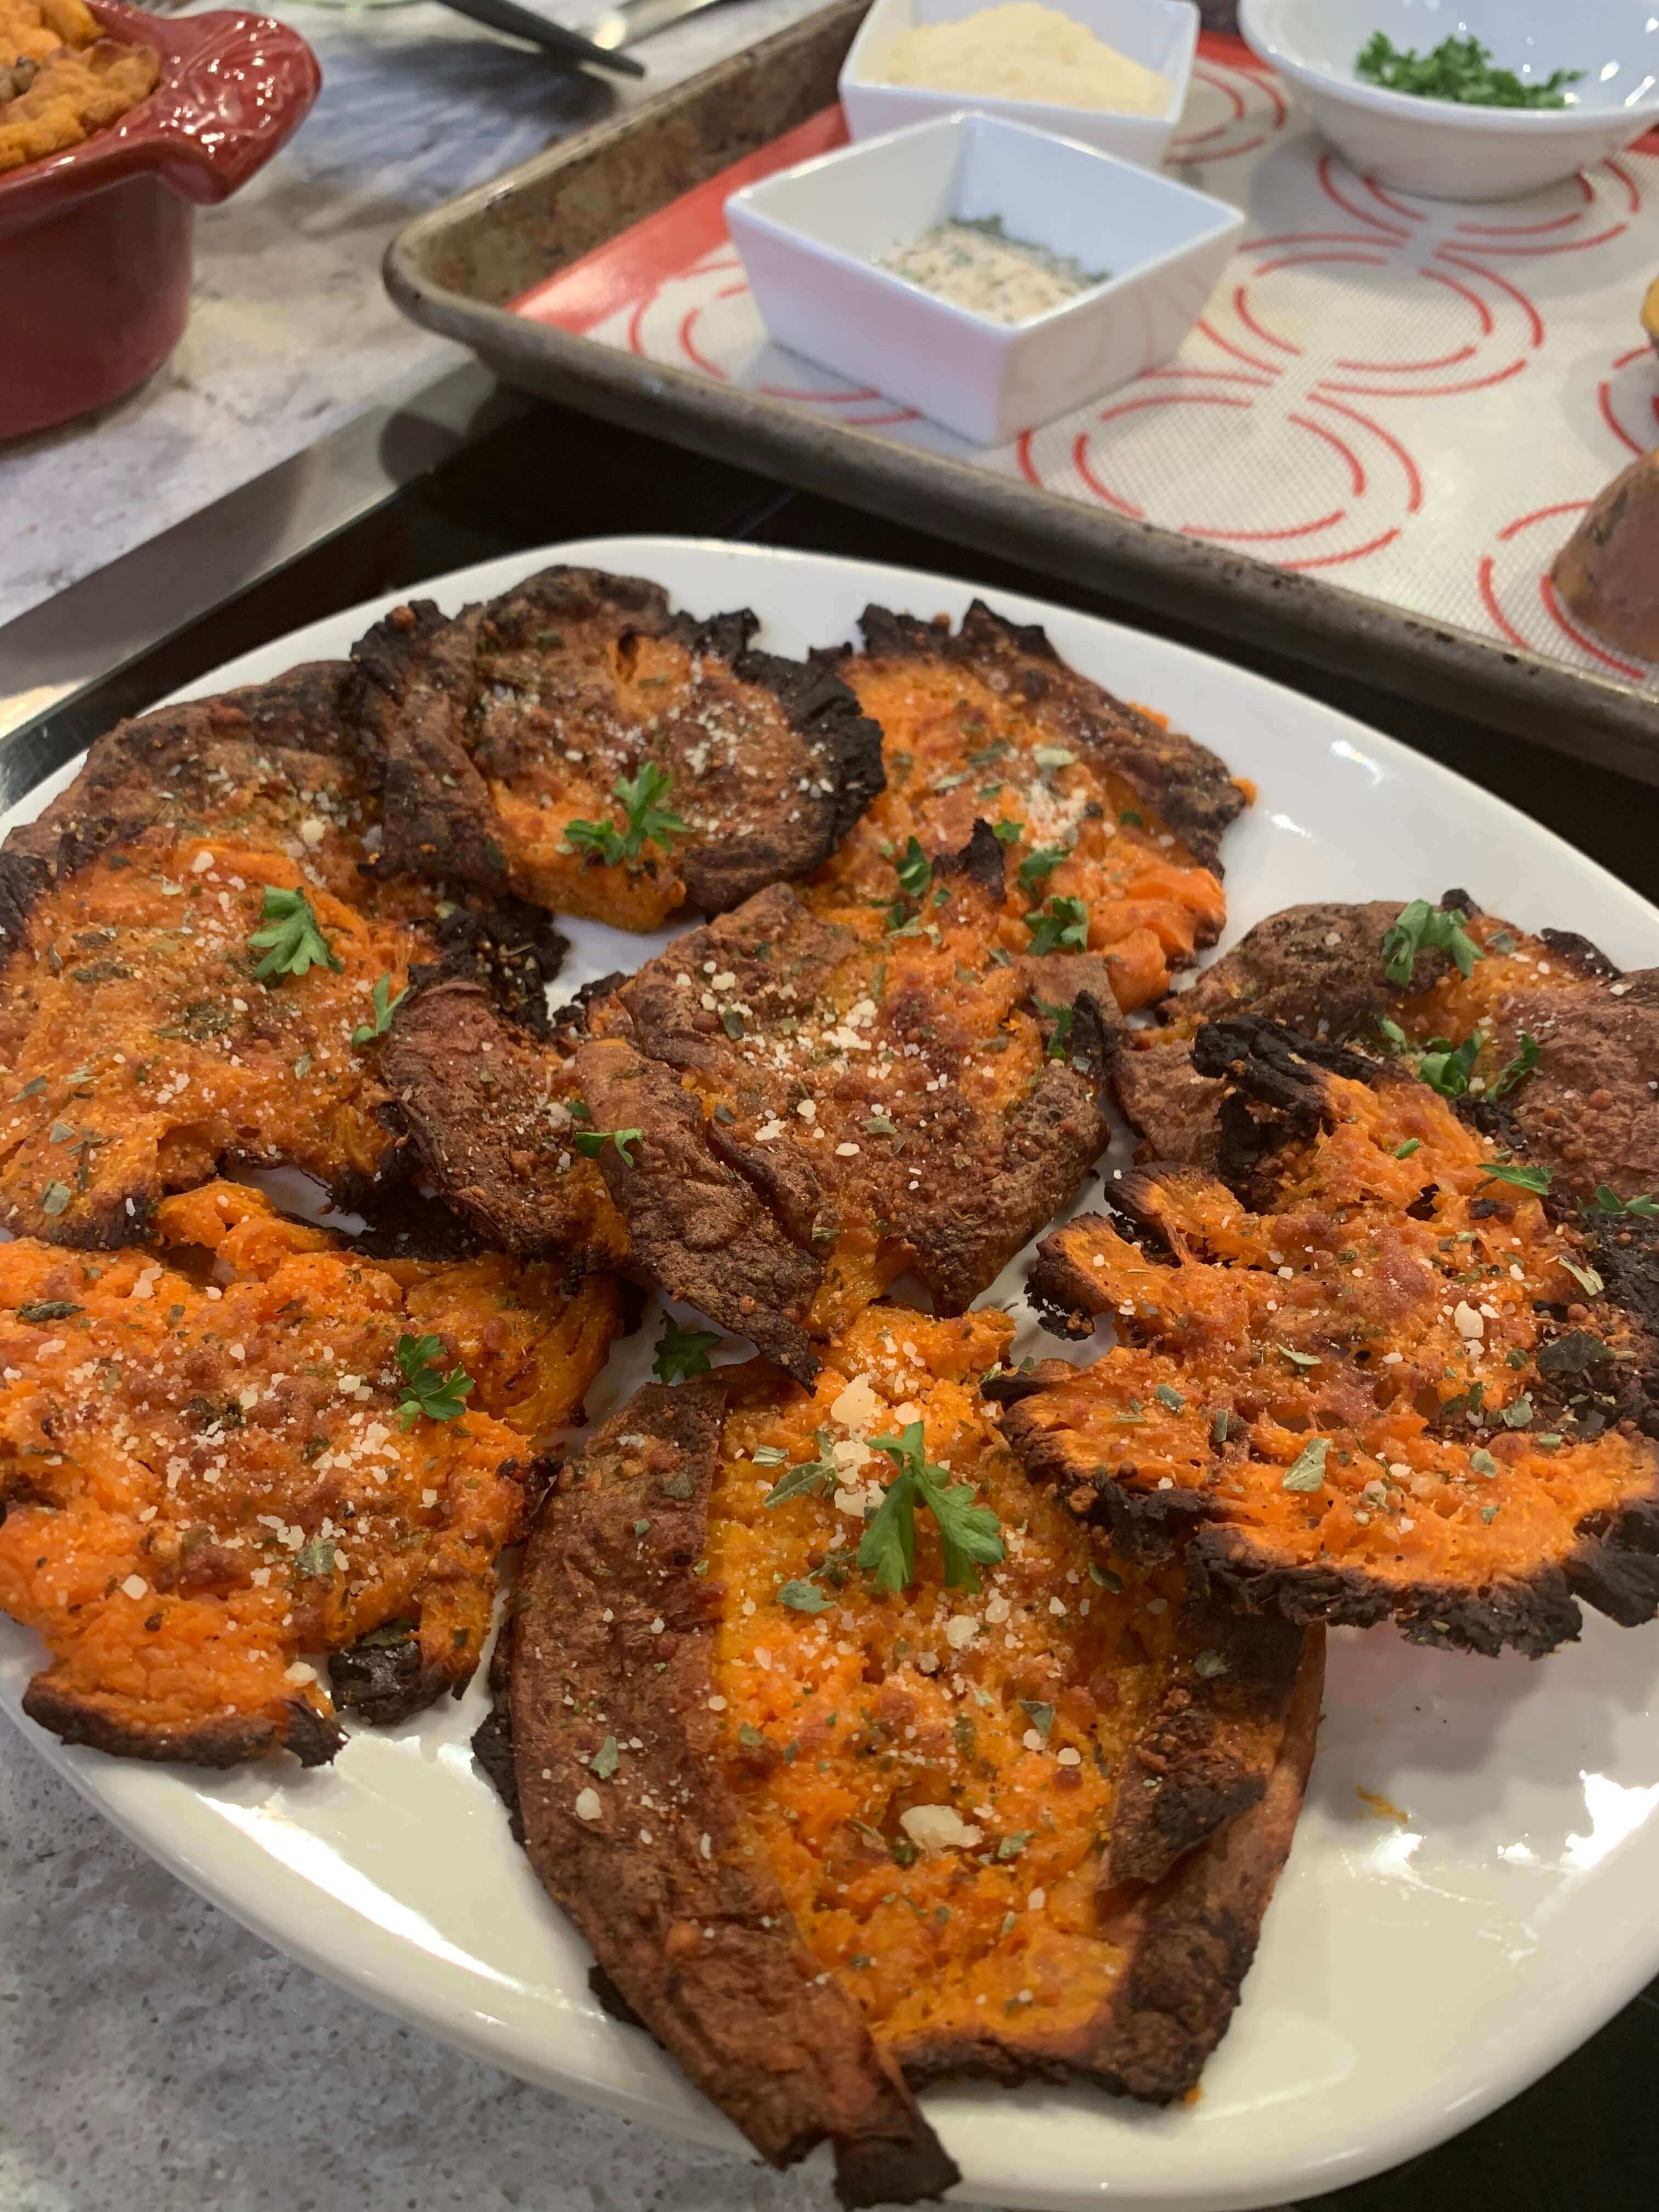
[0,0,822,629]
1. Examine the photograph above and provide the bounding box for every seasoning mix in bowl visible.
[725,109,1242,445]
[840,0,1199,167]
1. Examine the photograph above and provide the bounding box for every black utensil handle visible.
[438,0,646,76]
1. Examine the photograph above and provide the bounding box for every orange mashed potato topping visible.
[812,656,1226,1011]
[0,0,159,177]
[706,1308,1199,2059]
[0,1181,621,1762]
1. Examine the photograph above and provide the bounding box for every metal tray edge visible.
[385,10,1659,785]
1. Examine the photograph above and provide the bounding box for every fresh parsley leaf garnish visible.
[1393,1138,1421,1159]
[1417,1032,1482,1100]
[991,820,1022,845]
[1482,1162,1553,1195]
[1380,899,1482,987]
[1016,846,1065,897]
[894,837,932,899]
[653,1320,722,1384]
[1356,31,1582,109]
[1025,895,1090,957]
[1490,1033,1541,1099]
[572,1125,644,1166]
[859,1420,1005,1594]
[1587,1184,1659,1218]
[249,887,341,981]
[566,761,689,867]
[394,1331,475,1429]
[352,972,408,1046]
[1031,996,1074,1062]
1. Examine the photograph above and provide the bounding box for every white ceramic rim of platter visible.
[3,535,1659,2212]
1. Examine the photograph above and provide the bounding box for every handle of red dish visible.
[118,4,323,205]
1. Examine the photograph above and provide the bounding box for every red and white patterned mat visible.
[514,36,1659,689]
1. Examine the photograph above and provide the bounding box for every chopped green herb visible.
[590,1735,620,1780]
[294,1536,338,1579]
[1380,899,1482,987]
[1031,996,1073,1062]
[1192,1650,1228,1680]
[1500,1394,1535,1430]
[1278,1346,1321,1368]
[1025,895,1090,957]
[778,1578,833,1615]
[763,1431,839,1508]
[1018,1699,1054,1738]
[1491,1032,1541,1099]
[859,1420,1005,1594]
[1378,1017,1409,1048]
[1153,1383,1186,1412]
[1417,1032,1482,1101]
[40,1181,71,1217]
[1560,1258,1605,1299]
[1588,1184,1659,1218]
[573,1125,643,1167]
[652,1320,723,1384]
[1470,1448,1499,1479]
[894,837,932,899]
[1087,1561,1122,1591]
[1483,1162,1552,1195]
[394,1331,475,1428]
[17,1300,81,1323]
[1393,1138,1421,1160]
[248,886,341,981]
[991,820,1022,845]
[1281,1437,1330,1492]
[1356,30,1582,109]
[352,971,408,1046]
[997,1831,1034,1861]
[738,1723,767,1751]
[1016,846,1065,896]
[565,761,689,867]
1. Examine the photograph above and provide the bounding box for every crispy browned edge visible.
[381,975,613,1268]
[475,1363,1316,2125]
[842,599,1246,872]
[19,1681,343,1769]
[896,1628,1323,2101]
[1013,1015,1659,1660]
[347,565,886,912]
[478,1374,960,2209]
[578,857,1118,1385]
[1113,893,1659,1203]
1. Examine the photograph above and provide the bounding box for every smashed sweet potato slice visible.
[485,1306,1315,2172]
[1115,893,1659,1206]
[808,601,1242,1011]
[349,566,885,928]
[0,825,416,1243]
[0,1181,623,1764]
[579,833,1119,1378]
[1010,1020,1659,1657]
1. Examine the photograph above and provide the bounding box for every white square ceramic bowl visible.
[1240,0,1659,202]
[839,0,1199,167]
[724,111,1243,447]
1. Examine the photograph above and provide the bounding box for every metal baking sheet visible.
[386,0,1659,784]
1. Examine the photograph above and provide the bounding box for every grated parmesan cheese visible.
[871,3,1170,115]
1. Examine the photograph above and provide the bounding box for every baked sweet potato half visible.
[578,831,1119,1379]
[481,1307,1318,2194]
[809,600,1243,1011]
[348,566,885,929]
[0,823,421,1243]
[0,1180,624,1765]
[1116,893,1659,1207]
[1009,1018,1659,1657]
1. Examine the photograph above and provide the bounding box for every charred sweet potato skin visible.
[0,1181,614,1763]
[703,1309,1311,2095]
[381,978,629,1272]
[349,566,885,929]
[0,826,413,1243]
[499,1379,959,2208]
[811,601,1241,1011]
[1011,1021,1659,1657]
[580,853,1116,1374]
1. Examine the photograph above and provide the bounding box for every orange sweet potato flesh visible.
[0,1181,620,1766]
[705,1308,1315,2092]
[0,0,159,176]
[1012,1043,1659,1656]
[0,827,412,1244]
[810,603,1241,1012]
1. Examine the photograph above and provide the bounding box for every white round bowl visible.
[1239,0,1659,201]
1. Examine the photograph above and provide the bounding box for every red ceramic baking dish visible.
[0,0,320,441]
